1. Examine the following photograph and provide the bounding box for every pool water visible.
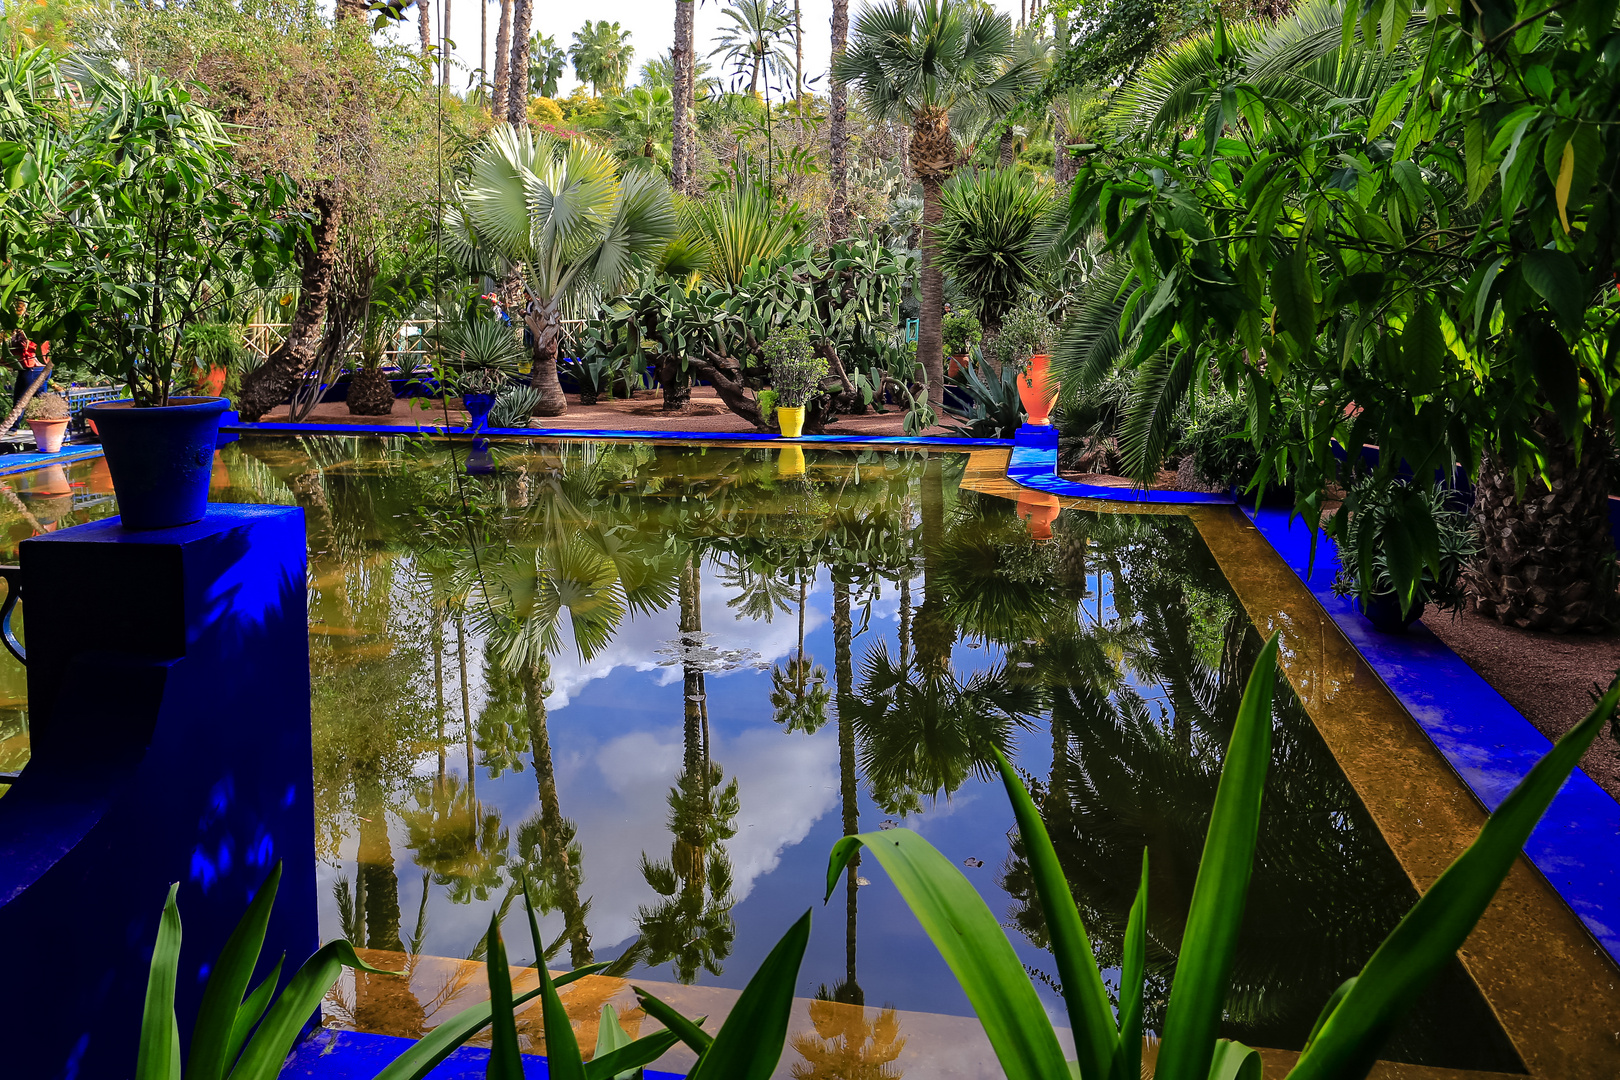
[0,437,1524,1071]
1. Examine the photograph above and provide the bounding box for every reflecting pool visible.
[0,438,1528,1072]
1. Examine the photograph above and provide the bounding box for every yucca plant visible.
[828,633,1618,1080]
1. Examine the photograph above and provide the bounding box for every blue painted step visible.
[281,1028,687,1080]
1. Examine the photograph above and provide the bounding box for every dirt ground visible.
[256,387,956,437]
[1422,607,1620,803]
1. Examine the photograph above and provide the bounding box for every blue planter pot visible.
[463,393,495,431]
[86,397,229,530]
[1357,592,1423,633]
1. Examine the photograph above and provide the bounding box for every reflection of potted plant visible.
[764,327,828,438]
[77,76,296,529]
[997,301,1058,426]
[943,311,981,378]
[1332,479,1479,632]
[25,390,71,453]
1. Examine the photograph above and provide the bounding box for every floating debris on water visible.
[879,819,899,830]
[655,631,761,672]
[962,858,984,868]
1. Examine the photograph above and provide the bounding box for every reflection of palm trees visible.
[771,572,830,735]
[402,774,509,905]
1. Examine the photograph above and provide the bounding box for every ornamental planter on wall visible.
[1018,354,1058,426]
[86,397,229,530]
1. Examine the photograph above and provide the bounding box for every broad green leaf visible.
[1153,633,1280,1080]
[1291,686,1620,1080]
[1553,139,1574,233]
[486,914,526,1080]
[594,1003,632,1067]
[227,939,390,1080]
[1403,301,1443,393]
[1521,248,1586,336]
[686,909,811,1080]
[1207,1040,1261,1080]
[585,1028,684,1080]
[224,954,284,1068]
[1367,75,1414,139]
[1301,977,1357,1053]
[189,863,283,1080]
[632,988,714,1054]
[1270,247,1316,347]
[827,833,1069,1080]
[1463,115,1490,205]
[993,748,1117,1080]
[137,883,183,1080]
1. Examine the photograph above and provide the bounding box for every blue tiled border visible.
[1006,425,1235,504]
[282,1028,682,1080]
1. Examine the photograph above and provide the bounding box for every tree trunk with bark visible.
[523,299,569,416]
[1468,416,1618,632]
[828,0,850,239]
[440,0,452,87]
[998,130,1015,168]
[347,366,396,415]
[918,176,945,410]
[833,577,863,1005]
[507,0,533,127]
[492,0,512,118]
[418,0,432,58]
[915,453,957,676]
[238,187,341,422]
[672,0,695,194]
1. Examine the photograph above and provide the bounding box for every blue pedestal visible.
[1014,423,1059,450]
[0,504,313,1080]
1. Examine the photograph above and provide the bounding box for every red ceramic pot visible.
[1018,354,1059,426]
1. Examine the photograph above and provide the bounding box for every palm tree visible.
[527,32,567,98]
[709,0,792,96]
[671,2,698,194]
[492,0,512,117]
[827,0,851,238]
[610,85,675,164]
[505,0,532,126]
[448,126,676,416]
[835,0,1033,409]
[571,20,635,99]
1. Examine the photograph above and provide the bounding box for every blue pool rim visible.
[7,421,1618,1021]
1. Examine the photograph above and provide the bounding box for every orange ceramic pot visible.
[200,365,229,397]
[1018,354,1058,426]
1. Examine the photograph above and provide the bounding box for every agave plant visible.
[828,633,1619,1080]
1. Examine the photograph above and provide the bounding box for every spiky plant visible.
[834,0,1034,409]
[936,167,1054,346]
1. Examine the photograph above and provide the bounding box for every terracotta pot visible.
[200,365,228,397]
[777,405,806,438]
[27,418,69,454]
[947,354,970,378]
[1017,354,1059,426]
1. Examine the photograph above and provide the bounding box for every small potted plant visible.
[942,311,982,378]
[25,390,71,453]
[996,300,1058,426]
[443,319,525,431]
[764,327,828,438]
[1331,479,1479,632]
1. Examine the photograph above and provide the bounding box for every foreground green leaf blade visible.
[1155,632,1279,1080]
[594,1002,632,1062]
[1207,1039,1262,1080]
[686,909,812,1080]
[1110,851,1149,1080]
[486,914,525,1080]
[584,1028,683,1080]
[137,883,184,1080]
[993,747,1117,1080]
[537,936,588,1080]
[226,953,285,1067]
[827,832,1069,1080]
[1291,685,1620,1080]
[227,939,391,1080]
[369,984,546,1080]
[632,988,713,1054]
[189,862,283,1080]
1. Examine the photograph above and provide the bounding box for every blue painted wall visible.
[0,504,315,1080]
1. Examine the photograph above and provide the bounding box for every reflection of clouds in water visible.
[543,567,824,710]
[580,724,839,948]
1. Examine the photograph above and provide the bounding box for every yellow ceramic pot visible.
[777,405,806,438]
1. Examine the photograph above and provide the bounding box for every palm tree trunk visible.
[916,452,956,676]
[492,0,512,118]
[522,655,595,968]
[458,614,474,796]
[793,0,803,101]
[828,0,850,239]
[1468,415,1618,632]
[680,555,705,778]
[440,0,452,87]
[998,131,1015,168]
[237,185,340,422]
[672,0,695,194]
[524,299,569,416]
[481,0,488,97]
[507,0,533,127]
[918,175,946,410]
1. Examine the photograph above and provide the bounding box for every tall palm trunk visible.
[672,0,695,194]
[507,0,533,127]
[418,0,432,56]
[481,0,488,97]
[915,452,956,675]
[523,655,594,968]
[1468,416,1618,632]
[827,0,850,238]
[792,0,803,101]
[238,186,340,422]
[440,0,452,87]
[918,175,946,410]
[492,0,512,118]
[523,299,569,416]
[832,577,863,1005]
[680,555,707,777]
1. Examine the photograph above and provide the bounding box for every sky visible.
[381,0,1029,101]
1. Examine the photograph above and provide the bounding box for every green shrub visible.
[24,391,69,421]
[763,327,828,409]
[757,387,778,424]
[489,384,542,428]
[1331,479,1480,617]
[1182,394,1301,493]
[942,311,982,356]
[994,300,1056,369]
